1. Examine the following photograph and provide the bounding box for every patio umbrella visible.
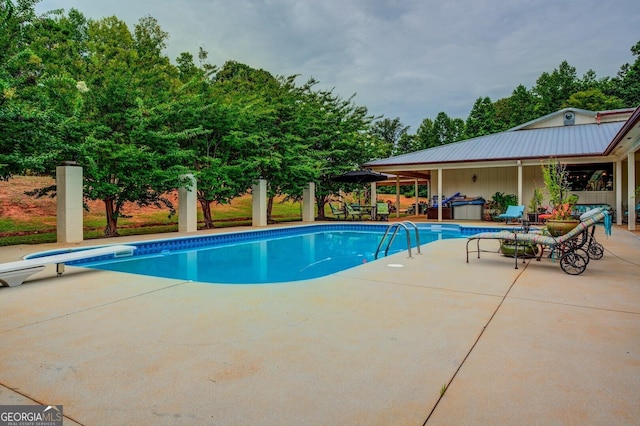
[331,169,389,184]
[331,169,389,206]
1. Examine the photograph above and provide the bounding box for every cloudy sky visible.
[36,0,639,130]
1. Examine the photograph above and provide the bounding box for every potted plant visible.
[499,239,540,258]
[527,187,543,222]
[541,160,579,236]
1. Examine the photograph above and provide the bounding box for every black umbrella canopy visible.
[331,169,389,184]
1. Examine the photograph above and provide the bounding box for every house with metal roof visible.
[364,107,640,231]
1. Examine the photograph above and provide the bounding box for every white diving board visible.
[0,245,136,287]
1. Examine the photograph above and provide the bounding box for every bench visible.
[0,245,137,287]
[571,204,611,219]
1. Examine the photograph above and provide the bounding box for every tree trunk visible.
[316,197,327,219]
[199,198,214,229]
[267,196,274,224]
[103,199,119,237]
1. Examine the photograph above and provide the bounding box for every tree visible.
[532,60,579,115]
[432,112,464,146]
[171,58,263,228]
[465,96,497,138]
[415,118,436,149]
[609,40,640,106]
[369,117,409,158]
[394,132,415,155]
[64,16,193,236]
[302,89,377,218]
[505,84,538,127]
[0,0,52,179]
[563,88,624,111]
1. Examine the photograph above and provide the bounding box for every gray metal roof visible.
[365,121,624,167]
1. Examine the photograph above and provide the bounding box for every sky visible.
[36,0,640,131]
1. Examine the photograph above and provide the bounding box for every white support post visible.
[414,178,419,216]
[395,176,400,218]
[616,160,623,226]
[370,182,377,207]
[628,151,636,231]
[178,173,197,233]
[517,160,523,205]
[252,179,268,227]
[437,168,443,222]
[302,182,315,222]
[56,163,83,243]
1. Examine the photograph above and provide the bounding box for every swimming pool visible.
[37,223,502,284]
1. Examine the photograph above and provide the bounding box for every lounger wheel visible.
[588,243,604,260]
[560,252,587,275]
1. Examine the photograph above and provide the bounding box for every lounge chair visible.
[0,245,137,287]
[497,205,525,223]
[329,203,346,220]
[466,209,610,275]
[376,202,389,221]
[345,204,363,220]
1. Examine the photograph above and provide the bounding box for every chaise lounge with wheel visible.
[466,208,610,275]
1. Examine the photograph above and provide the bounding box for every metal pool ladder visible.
[374,221,422,259]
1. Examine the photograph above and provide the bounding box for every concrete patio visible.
[1,223,639,425]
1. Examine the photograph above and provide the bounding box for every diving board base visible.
[0,266,46,287]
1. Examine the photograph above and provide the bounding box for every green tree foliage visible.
[503,84,538,128]
[432,112,464,146]
[609,41,640,106]
[20,12,193,236]
[394,132,416,155]
[77,16,193,236]
[532,60,579,116]
[294,87,376,218]
[414,118,435,150]
[170,58,270,228]
[465,96,497,139]
[370,117,409,157]
[563,88,624,111]
[0,0,51,178]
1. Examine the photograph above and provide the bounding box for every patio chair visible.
[329,203,346,220]
[345,204,363,220]
[466,209,610,275]
[497,205,525,223]
[376,202,389,221]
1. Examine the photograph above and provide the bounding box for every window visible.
[566,164,613,191]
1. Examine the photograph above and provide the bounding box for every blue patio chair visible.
[497,205,525,223]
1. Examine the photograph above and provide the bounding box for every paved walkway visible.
[0,223,639,425]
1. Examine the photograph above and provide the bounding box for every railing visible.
[374,221,422,259]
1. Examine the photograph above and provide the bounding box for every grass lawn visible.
[0,176,420,246]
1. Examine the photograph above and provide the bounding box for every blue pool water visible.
[44,224,497,284]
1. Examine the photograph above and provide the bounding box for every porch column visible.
[517,160,523,205]
[56,162,83,243]
[370,182,377,207]
[437,168,443,222]
[395,176,401,218]
[252,179,268,227]
[302,182,315,222]
[414,179,419,216]
[616,160,623,226]
[628,151,636,231]
[178,173,197,233]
